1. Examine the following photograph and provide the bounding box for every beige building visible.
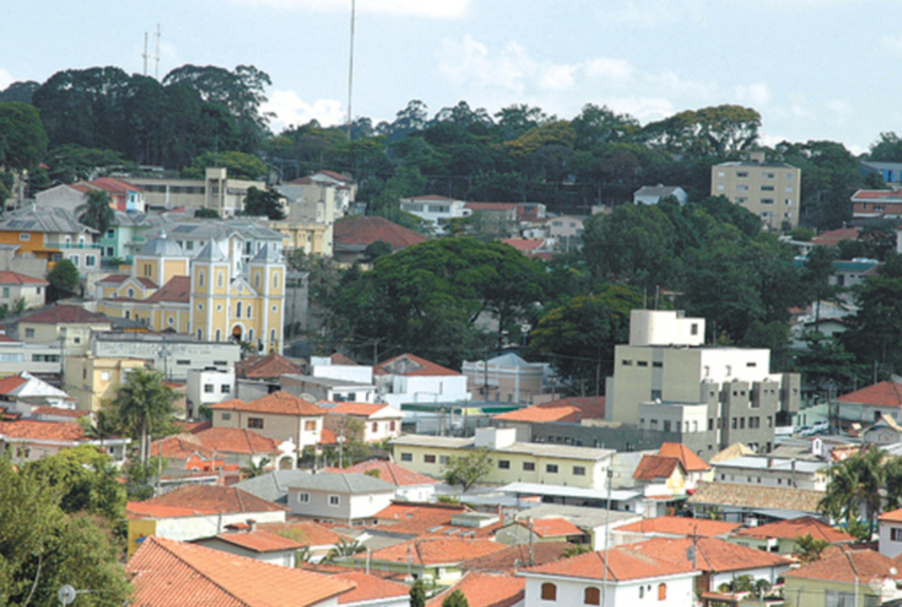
[64,355,148,411]
[268,220,332,257]
[0,271,47,310]
[710,151,801,230]
[461,352,547,405]
[127,168,266,217]
[12,305,112,344]
[208,391,325,454]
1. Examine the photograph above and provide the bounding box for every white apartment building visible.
[187,368,236,416]
[398,195,466,233]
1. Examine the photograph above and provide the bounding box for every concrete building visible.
[633,185,688,206]
[0,271,47,310]
[186,368,236,416]
[63,355,148,412]
[375,353,471,410]
[710,151,801,230]
[286,472,395,524]
[126,168,266,217]
[711,455,830,491]
[398,195,466,233]
[0,206,101,275]
[606,310,800,459]
[461,353,548,405]
[546,215,586,251]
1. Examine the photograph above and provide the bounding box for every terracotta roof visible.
[127,502,217,519]
[314,170,354,183]
[734,516,855,543]
[374,353,460,377]
[633,455,684,481]
[0,375,28,395]
[332,571,411,605]
[880,507,902,523]
[500,238,544,253]
[334,216,427,250]
[97,274,129,284]
[209,392,324,416]
[31,406,90,419]
[615,516,741,538]
[144,276,191,304]
[523,518,584,538]
[330,352,358,365]
[139,484,289,514]
[236,354,304,379]
[257,521,344,547]
[0,271,47,285]
[465,202,517,211]
[658,442,712,472]
[524,545,695,582]
[811,227,860,247]
[333,459,437,486]
[0,419,87,441]
[320,428,338,445]
[88,177,142,195]
[369,537,507,566]
[629,536,789,573]
[784,548,901,584]
[127,536,354,607]
[0,334,19,343]
[151,435,216,460]
[17,305,109,325]
[426,572,524,607]
[460,542,570,573]
[493,404,582,423]
[837,381,902,408]
[98,274,158,288]
[324,402,397,417]
[193,427,280,455]
[528,396,606,419]
[688,482,824,513]
[372,502,472,535]
[174,419,213,434]
[208,530,305,553]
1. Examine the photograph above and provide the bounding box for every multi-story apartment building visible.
[710,151,801,230]
[605,310,800,459]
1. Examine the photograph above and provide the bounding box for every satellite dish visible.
[59,585,77,606]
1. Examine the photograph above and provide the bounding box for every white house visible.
[398,195,466,233]
[320,402,403,443]
[375,353,470,410]
[879,507,902,558]
[711,455,830,491]
[187,368,236,415]
[286,472,396,524]
[0,271,47,309]
[633,185,688,206]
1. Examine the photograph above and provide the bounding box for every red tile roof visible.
[330,352,358,365]
[0,334,19,343]
[0,271,47,285]
[209,530,305,553]
[127,536,354,607]
[625,536,790,573]
[236,353,304,379]
[324,402,397,417]
[880,507,902,523]
[460,542,570,573]
[329,459,437,486]
[852,189,902,202]
[811,227,860,247]
[633,455,684,481]
[837,381,902,408]
[525,396,606,419]
[784,548,900,584]
[332,571,411,605]
[193,427,281,455]
[524,545,695,582]
[615,516,741,538]
[89,177,141,195]
[370,537,507,566]
[17,305,109,325]
[97,274,158,288]
[500,238,544,252]
[209,392,324,416]
[127,502,218,519]
[0,375,28,395]
[426,572,524,607]
[174,419,213,434]
[150,435,216,460]
[257,521,345,547]
[144,276,191,303]
[0,419,87,441]
[138,484,289,514]
[31,406,91,419]
[372,502,473,535]
[658,442,711,472]
[375,353,460,377]
[334,216,427,250]
[493,405,583,423]
[524,518,584,538]
[316,170,354,183]
[734,516,855,543]
[320,428,338,445]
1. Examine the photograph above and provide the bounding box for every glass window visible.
[329,495,340,506]
[424,454,436,463]
[523,462,535,471]
[204,384,214,393]
[573,466,586,476]
[499,460,511,469]
[401,452,413,462]
[546,464,558,473]
[248,418,264,429]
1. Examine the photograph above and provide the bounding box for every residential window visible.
[101,371,111,381]
[546,464,558,474]
[297,492,310,503]
[523,462,535,471]
[622,360,632,366]
[499,460,511,469]
[424,454,436,463]
[19,233,29,241]
[401,452,413,462]
[24,328,34,338]
[708,419,714,431]
[652,361,663,368]
[736,171,748,178]
[221,413,231,421]
[1,287,8,298]
[390,421,396,432]
[371,422,378,433]
[651,389,662,400]
[573,466,586,476]
[221,384,231,393]
[86,255,96,267]
[204,384,214,393]
[177,360,190,365]
[736,184,749,191]
[304,420,316,431]
[761,185,775,191]
[658,583,667,601]
[825,590,855,607]
[541,583,557,601]
[892,528,902,541]
[329,495,340,507]
[761,198,774,205]
[439,455,449,464]
[584,587,600,605]
[248,417,264,429]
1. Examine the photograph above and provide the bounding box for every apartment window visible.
[24,328,34,338]
[401,452,413,462]
[622,360,632,366]
[297,492,310,503]
[248,418,264,429]
[541,583,557,601]
[736,184,749,191]
[740,418,745,429]
[424,454,436,463]
[214,360,228,366]
[764,172,775,179]
[717,171,725,177]
[651,389,662,400]
[523,462,536,471]
[204,384,214,393]
[86,255,96,267]
[177,359,190,365]
[70,255,79,266]
[732,418,738,430]
[767,416,773,427]
[499,460,511,469]
[573,466,586,476]
[637,361,648,367]
[653,361,663,368]
[735,197,748,203]
[221,384,231,393]
[786,172,794,179]
[663,420,671,432]
[584,587,600,605]
[708,419,714,431]
[891,528,902,541]
[304,420,316,431]
[439,455,449,464]
[329,495,340,507]
[761,198,774,204]
[221,413,231,421]
[546,464,558,474]
[736,171,749,178]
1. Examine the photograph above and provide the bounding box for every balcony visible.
[57,242,103,250]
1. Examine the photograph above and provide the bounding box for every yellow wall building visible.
[64,355,148,411]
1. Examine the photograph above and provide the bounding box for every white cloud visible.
[436,36,535,93]
[600,0,710,28]
[584,58,633,81]
[537,64,577,91]
[879,34,902,57]
[734,82,770,107]
[262,90,345,131]
[229,0,468,18]
[0,69,13,90]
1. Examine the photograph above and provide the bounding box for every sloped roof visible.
[97,273,157,288]
[32,406,90,419]
[332,571,410,605]
[837,381,902,408]
[144,276,191,303]
[370,537,507,566]
[523,545,694,582]
[138,484,289,514]
[139,234,185,257]
[633,455,684,481]
[509,396,605,420]
[17,305,109,325]
[0,271,47,285]
[0,374,28,395]
[500,238,544,252]
[688,482,824,513]
[88,177,142,195]
[425,572,524,607]
[193,427,280,455]
[373,502,471,535]
[0,419,87,442]
[709,443,755,463]
[288,472,395,494]
[236,353,304,379]
[374,353,460,377]
[206,530,305,553]
[658,442,712,472]
[233,470,313,504]
[615,516,741,538]
[624,536,790,574]
[879,507,902,523]
[524,518,584,538]
[209,392,324,416]
[783,548,901,584]
[126,536,354,607]
[257,520,344,547]
[333,216,426,250]
[460,542,570,573]
[0,206,95,234]
[322,402,398,418]
[150,435,216,460]
[493,405,582,423]
[734,516,855,543]
[328,459,437,486]
[811,227,860,247]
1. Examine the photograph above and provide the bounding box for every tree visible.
[442,447,492,493]
[77,189,115,235]
[442,589,469,607]
[561,544,593,559]
[410,579,428,607]
[183,150,267,180]
[112,368,176,465]
[46,259,80,302]
[795,533,829,564]
[819,447,885,538]
[0,101,49,176]
[194,207,220,218]
[842,269,902,376]
[242,186,286,220]
[801,246,839,334]
[363,240,393,262]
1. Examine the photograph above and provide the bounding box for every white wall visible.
[879,521,902,558]
[312,363,374,384]
[523,573,696,607]
[153,511,286,542]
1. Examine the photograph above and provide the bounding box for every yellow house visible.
[14,304,112,344]
[390,427,614,490]
[64,355,148,411]
[632,454,688,496]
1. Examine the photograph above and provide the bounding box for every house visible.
[461,352,549,406]
[878,507,902,558]
[519,544,698,607]
[279,170,357,219]
[686,481,825,524]
[632,455,689,499]
[731,516,855,555]
[332,216,426,264]
[235,352,305,400]
[369,502,502,539]
[0,370,72,409]
[191,526,306,567]
[459,542,571,573]
[836,380,902,426]
[257,520,346,562]
[783,548,902,607]
[499,238,556,258]
[234,469,314,504]
[710,151,801,229]
[374,353,471,410]
[546,215,586,251]
[125,484,289,556]
[98,210,150,265]
[633,185,688,206]
[508,505,643,551]
[862,413,902,446]
[286,472,396,524]
[0,271,47,309]
[657,442,714,488]
[326,459,438,503]
[0,335,62,376]
[281,374,378,405]
[151,426,283,470]
[426,572,525,607]
[852,189,902,220]
[398,194,466,232]
[0,205,100,275]
[11,304,112,343]
[320,402,402,443]
[711,455,830,491]
[862,160,902,185]
[63,355,148,412]
[493,517,588,546]
[126,536,354,607]
[0,419,129,462]
[391,427,615,491]
[127,168,267,217]
[209,391,325,458]
[611,516,742,546]
[186,367,236,414]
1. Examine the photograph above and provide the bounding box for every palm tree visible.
[820,446,886,539]
[241,457,271,478]
[113,368,176,465]
[80,408,119,452]
[76,189,115,235]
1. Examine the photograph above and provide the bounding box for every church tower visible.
[189,242,230,342]
[248,243,285,354]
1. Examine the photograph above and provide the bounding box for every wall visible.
[523,573,696,607]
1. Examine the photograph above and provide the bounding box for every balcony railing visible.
[57,242,103,250]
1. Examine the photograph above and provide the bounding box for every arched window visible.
[639,586,644,599]
[215,329,222,342]
[247,329,254,343]
[126,288,135,298]
[584,587,600,605]
[657,583,667,601]
[217,270,224,287]
[254,272,260,288]
[272,272,279,289]
[270,329,277,344]
[198,270,205,287]
[246,304,252,318]
[372,422,378,433]
[235,302,242,318]
[541,583,557,601]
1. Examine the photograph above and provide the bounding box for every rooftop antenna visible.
[346,0,356,140]
[142,32,149,76]
[154,24,161,80]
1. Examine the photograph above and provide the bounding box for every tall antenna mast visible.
[346,0,356,140]
[142,32,149,76]
[154,24,161,79]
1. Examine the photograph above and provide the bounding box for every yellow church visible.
[97,232,286,353]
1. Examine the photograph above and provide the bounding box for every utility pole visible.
[346,0,356,140]
[154,24,161,80]
[142,32,149,76]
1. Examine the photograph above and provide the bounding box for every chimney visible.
[246,518,257,533]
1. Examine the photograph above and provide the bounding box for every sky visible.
[3,0,902,154]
